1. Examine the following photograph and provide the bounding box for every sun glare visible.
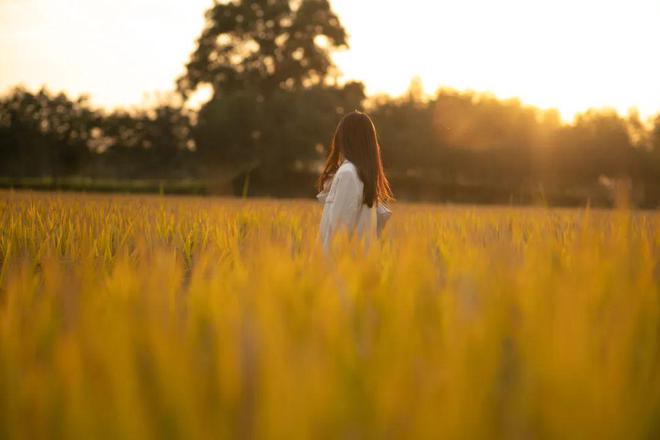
[331,0,660,120]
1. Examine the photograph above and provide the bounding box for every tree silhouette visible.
[98,105,195,179]
[652,115,660,151]
[178,0,347,98]
[179,0,355,186]
[193,82,365,182]
[1,81,660,205]
[553,110,634,182]
[0,87,98,178]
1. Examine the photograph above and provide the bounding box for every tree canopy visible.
[178,0,347,98]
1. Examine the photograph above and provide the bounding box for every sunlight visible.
[0,0,211,110]
[332,0,660,120]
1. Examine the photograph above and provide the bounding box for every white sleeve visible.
[326,171,361,238]
[377,203,392,237]
[316,176,333,203]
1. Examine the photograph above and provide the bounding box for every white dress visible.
[317,159,392,251]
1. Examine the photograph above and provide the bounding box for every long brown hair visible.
[317,111,393,208]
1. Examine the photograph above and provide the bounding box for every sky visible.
[1,0,659,120]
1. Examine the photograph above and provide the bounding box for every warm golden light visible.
[1,0,659,120]
[0,0,210,109]
[332,0,660,120]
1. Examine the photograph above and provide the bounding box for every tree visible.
[643,115,660,188]
[652,115,660,152]
[181,0,358,185]
[193,82,365,180]
[96,105,195,179]
[178,0,348,98]
[553,110,635,182]
[0,87,98,178]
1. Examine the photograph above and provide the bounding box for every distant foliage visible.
[178,0,347,96]
[95,105,196,179]
[0,88,97,178]
[1,85,660,205]
[371,88,660,205]
[0,88,195,180]
[182,0,358,185]
[193,82,365,179]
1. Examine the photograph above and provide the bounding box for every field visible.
[1,190,659,439]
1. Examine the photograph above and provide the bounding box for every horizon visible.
[1,0,659,121]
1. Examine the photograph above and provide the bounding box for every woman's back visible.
[317,111,393,251]
[319,159,392,251]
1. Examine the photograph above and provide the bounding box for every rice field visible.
[0,190,659,439]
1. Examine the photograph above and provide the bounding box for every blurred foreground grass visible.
[0,191,659,439]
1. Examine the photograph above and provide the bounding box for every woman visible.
[317,111,394,251]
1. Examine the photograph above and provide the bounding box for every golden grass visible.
[0,190,659,439]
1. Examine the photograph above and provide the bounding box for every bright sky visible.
[1,0,659,120]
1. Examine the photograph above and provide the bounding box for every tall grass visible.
[0,191,659,439]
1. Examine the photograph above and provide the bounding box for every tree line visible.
[1,0,659,206]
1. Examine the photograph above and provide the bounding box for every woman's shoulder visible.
[336,160,359,178]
